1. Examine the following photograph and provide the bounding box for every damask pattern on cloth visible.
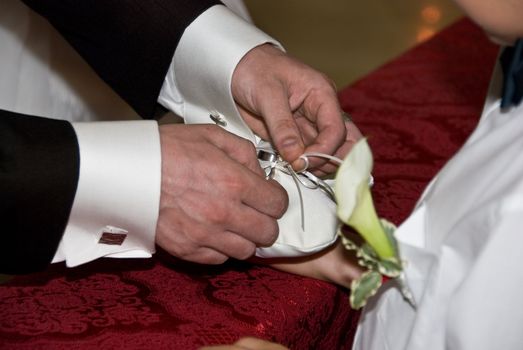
[0,257,357,349]
[0,19,498,349]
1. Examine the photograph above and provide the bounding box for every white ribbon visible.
[257,149,344,231]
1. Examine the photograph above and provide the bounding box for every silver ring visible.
[297,155,310,173]
[257,149,278,163]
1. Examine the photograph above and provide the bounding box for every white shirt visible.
[353,60,523,350]
[0,0,279,266]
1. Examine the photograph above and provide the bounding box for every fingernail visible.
[280,138,303,157]
[281,137,300,149]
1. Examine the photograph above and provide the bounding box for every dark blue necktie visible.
[500,39,523,109]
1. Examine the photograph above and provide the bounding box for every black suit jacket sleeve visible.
[0,110,79,274]
[22,0,221,118]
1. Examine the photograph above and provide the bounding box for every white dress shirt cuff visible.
[158,4,283,142]
[52,120,161,267]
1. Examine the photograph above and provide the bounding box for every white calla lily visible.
[334,138,373,223]
[334,138,395,259]
[333,138,415,309]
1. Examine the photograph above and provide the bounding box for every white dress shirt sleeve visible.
[158,5,283,141]
[52,121,161,267]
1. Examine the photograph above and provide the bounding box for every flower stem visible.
[348,185,395,259]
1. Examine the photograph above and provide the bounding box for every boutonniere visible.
[334,139,415,309]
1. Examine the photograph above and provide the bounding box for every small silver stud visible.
[209,112,227,127]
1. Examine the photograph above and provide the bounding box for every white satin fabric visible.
[353,63,523,350]
[255,152,339,258]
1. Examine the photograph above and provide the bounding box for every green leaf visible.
[380,219,399,256]
[360,243,378,260]
[350,271,383,309]
[338,230,359,252]
[355,243,379,270]
[376,257,402,278]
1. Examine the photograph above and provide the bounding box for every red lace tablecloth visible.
[0,19,498,350]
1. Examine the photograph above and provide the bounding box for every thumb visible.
[260,85,306,169]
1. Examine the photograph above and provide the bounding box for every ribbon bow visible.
[257,149,341,231]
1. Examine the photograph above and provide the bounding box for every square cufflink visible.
[98,226,128,245]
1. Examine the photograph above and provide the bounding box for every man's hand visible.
[299,119,363,176]
[232,44,351,172]
[155,124,288,264]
